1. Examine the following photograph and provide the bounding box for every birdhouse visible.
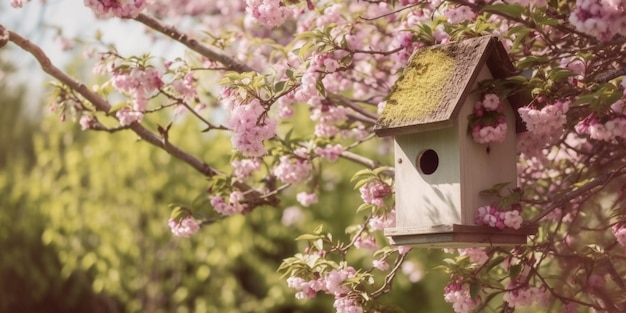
[374,36,535,248]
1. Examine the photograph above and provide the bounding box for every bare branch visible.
[134,14,255,73]
[340,150,393,176]
[330,94,379,122]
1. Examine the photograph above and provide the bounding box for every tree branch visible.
[595,67,626,84]
[4,25,265,202]
[133,14,255,73]
[525,166,626,225]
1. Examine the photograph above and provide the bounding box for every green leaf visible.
[169,205,189,221]
[350,169,373,182]
[485,256,506,272]
[315,79,326,96]
[313,224,324,234]
[433,265,451,273]
[480,182,511,196]
[313,238,324,250]
[533,13,561,26]
[372,166,388,176]
[585,244,605,254]
[356,203,373,213]
[108,102,128,114]
[274,81,287,93]
[283,128,295,144]
[295,234,322,241]
[354,178,374,190]
[469,282,480,300]
[517,55,549,69]
[548,68,575,82]
[510,264,522,280]
[482,3,525,19]
[506,75,530,84]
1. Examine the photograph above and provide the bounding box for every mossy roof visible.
[374,36,521,137]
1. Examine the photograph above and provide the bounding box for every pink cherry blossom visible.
[503,282,547,307]
[354,235,377,250]
[231,158,262,181]
[333,296,363,313]
[457,248,488,265]
[401,260,423,282]
[168,216,201,237]
[79,115,93,130]
[210,192,245,216]
[84,0,150,19]
[372,259,389,271]
[245,0,294,27]
[10,0,27,8]
[226,98,276,157]
[116,108,143,126]
[359,181,392,207]
[296,192,318,207]
[613,224,626,246]
[314,144,344,162]
[444,281,478,313]
[273,156,312,184]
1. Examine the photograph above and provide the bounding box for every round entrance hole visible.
[417,149,439,175]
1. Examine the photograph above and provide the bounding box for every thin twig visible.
[370,251,408,297]
[134,13,255,73]
[525,166,626,225]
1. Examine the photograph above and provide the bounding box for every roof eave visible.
[374,120,455,137]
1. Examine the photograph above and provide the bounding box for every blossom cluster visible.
[245,0,295,27]
[168,215,201,237]
[503,281,547,307]
[210,192,245,216]
[170,72,198,102]
[353,233,377,250]
[290,52,354,138]
[84,0,149,18]
[273,155,312,184]
[475,205,523,230]
[111,67,163,126]
[225,97,277,157]
[569,0,626,41]
[314,144,344,162]
[10,0,27,8]
[368,210,395,231]
[576,83,626,141]
[444,281,479,313]
[231,158,262,181]
[518,101,569,155]
[469,94,507,144]
[296,192,318,207]
[444,5,476,24]
[287,266,362,313]
[457,248,488,266]
[359,180,392,207]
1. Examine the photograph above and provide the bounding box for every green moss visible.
[380,49,456,126]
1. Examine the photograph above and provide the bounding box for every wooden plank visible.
[385,224,537,248]
[386,224,536,236]
[393,128,461,228]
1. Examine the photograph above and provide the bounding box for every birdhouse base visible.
[384,224,536,248]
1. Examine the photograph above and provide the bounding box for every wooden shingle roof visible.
[374,36,524,137]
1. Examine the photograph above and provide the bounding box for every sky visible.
[3,0,184,105]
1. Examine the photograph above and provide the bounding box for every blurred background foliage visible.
[0,49,452,313]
